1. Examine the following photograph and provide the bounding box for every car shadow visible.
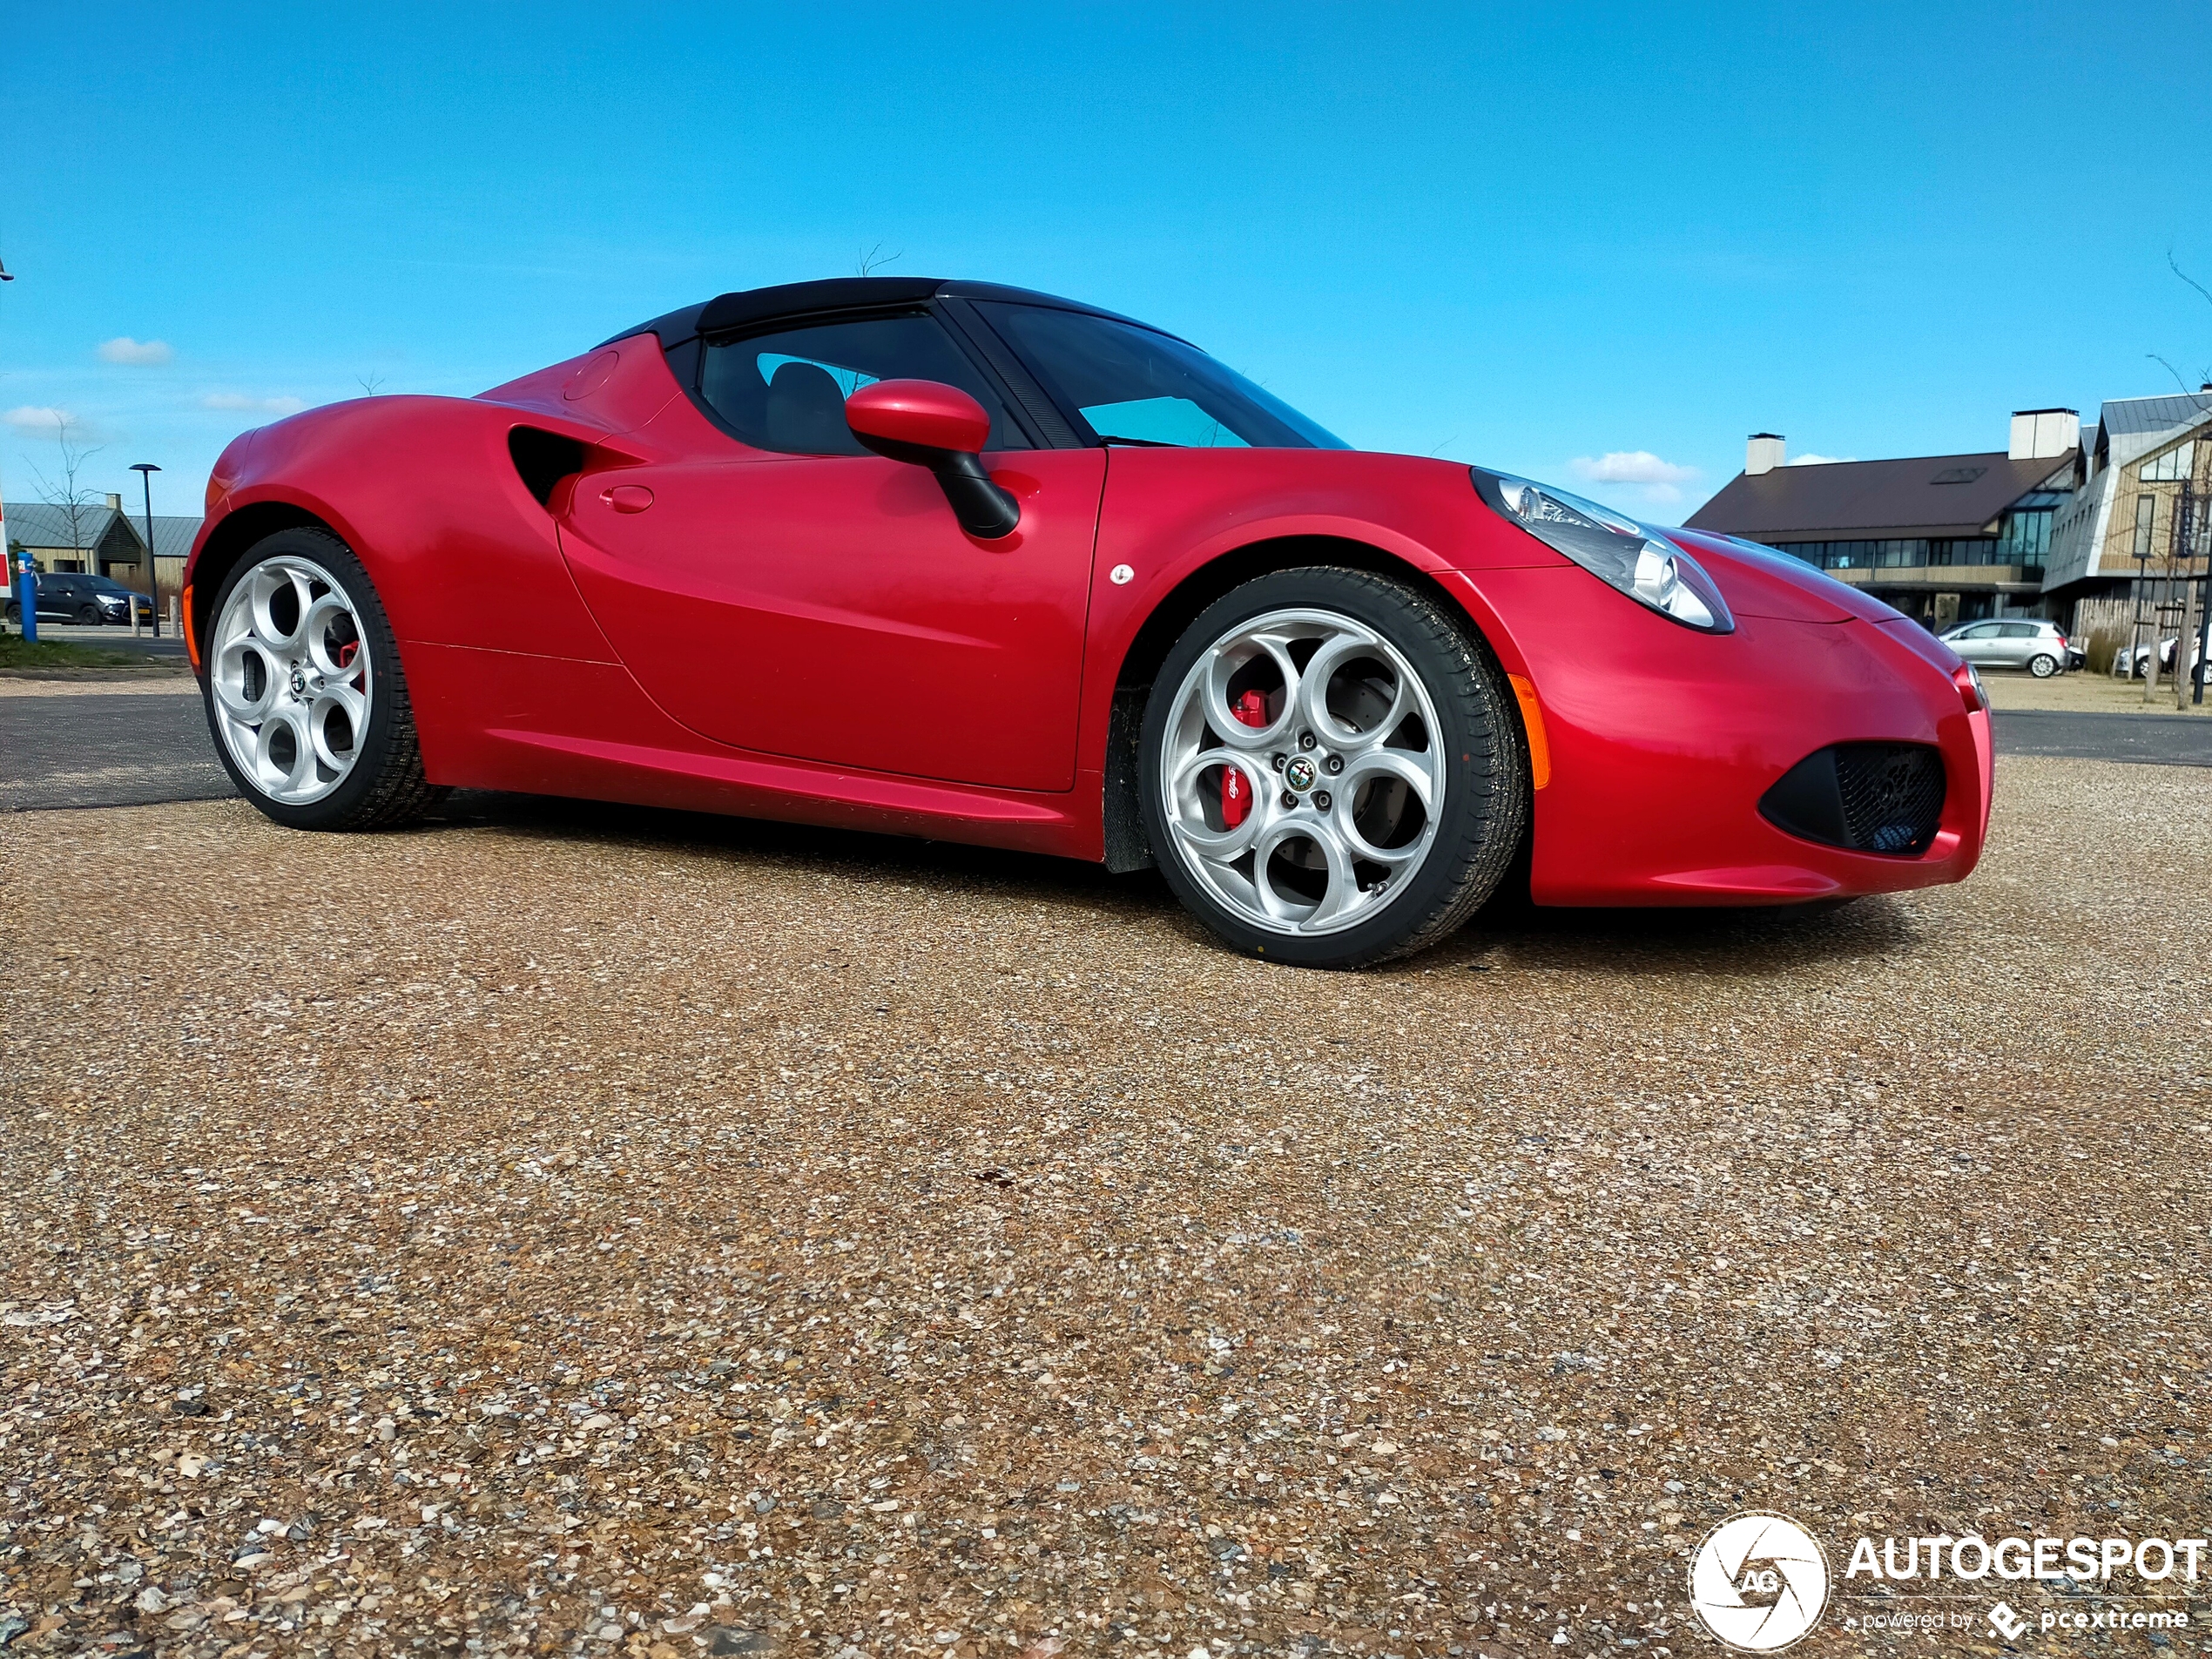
[421,788,1181,927]
[420,789,1916,974]
[1433,887,1922,979]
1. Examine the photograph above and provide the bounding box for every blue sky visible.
[3,1,2209,527]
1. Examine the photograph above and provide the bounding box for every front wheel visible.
[2027,652,2058,678]
[200,527,441,830]
[1138,566,1530,968]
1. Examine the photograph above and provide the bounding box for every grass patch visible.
[0,631,176,672]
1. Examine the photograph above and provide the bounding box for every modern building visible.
[2,499,202,599]
[2039,390,2211,623]
[4,496,147,579]
[141,515,204,600]
[1683,412,2079,630]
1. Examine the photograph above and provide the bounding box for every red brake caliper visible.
[1221,690,1269,827]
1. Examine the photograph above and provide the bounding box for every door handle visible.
[603,483,655,514]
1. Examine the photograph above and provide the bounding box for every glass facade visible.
[1773,538,2000,570]
[1770,494,2060,579]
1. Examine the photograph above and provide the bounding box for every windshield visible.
[977,302,1346,450]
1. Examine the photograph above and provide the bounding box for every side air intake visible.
[1759,742,1946,857]
[509,428,587,508]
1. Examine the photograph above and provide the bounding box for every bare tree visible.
[357,372,388,396]
[2140,253,2212,704]
[856,243,903,277]
[2146,252,2212,403]
[22,415,105,571]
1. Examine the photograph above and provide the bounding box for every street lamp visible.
[131,462,162,638]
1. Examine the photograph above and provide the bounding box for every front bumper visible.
[1472,569,1989,906]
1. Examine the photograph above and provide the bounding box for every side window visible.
[2000,622,2039,637]
[1960,624,2001,639]
[698,313,1028,455]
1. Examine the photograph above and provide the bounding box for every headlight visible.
[1471,469,1734,634]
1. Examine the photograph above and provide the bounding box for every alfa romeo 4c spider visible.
[185,277,1992,968]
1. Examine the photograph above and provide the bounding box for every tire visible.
[2027,652,2057,678]
[1138,566,1529,968]
[78,604,103,624]
[3,602,17,622]
[199,526,442,830]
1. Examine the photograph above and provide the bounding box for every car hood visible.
[1666,528,1905,625]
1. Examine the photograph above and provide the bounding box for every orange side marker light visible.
[181,583,199,672]
[1507,673,1550,790]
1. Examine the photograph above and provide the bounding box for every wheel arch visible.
[1097,532,1533,873]
[187,501,342,661]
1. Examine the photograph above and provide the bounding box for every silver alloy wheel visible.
[1158,605,1447,935]
[208,554,373,806]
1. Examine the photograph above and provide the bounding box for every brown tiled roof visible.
[1683,450,2072,542]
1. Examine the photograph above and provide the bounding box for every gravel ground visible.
[0,679,199,700]
[3,759,2209,1659]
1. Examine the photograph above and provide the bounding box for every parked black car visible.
[79,574,157,624]
[3,572,154,625]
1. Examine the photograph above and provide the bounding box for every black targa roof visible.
[605,278,1162,351]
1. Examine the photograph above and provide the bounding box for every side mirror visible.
[845,380,1021,540]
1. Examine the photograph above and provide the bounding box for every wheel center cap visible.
[288,666,307,697]
[1284,755,1318,792]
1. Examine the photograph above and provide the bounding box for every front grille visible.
[1759,742,1946,857]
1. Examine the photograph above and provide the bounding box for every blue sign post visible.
[10,543,35,645]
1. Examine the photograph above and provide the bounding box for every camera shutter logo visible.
[1687,1512,1831,1651]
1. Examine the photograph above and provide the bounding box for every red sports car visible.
[185,278,1992,968]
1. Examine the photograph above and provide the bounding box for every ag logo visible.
[1688,1512,1831,1651]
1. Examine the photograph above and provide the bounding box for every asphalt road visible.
[1991,707,2212,765]
[4,687,2208,815]
[0,691,234,812]
[13,621,192,658]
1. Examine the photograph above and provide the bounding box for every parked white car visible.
[1939,618,2070,678]
[2119,635,2207,685]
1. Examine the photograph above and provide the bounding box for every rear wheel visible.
[2027,651,2057,678]
[200,527,440,829]
[1139,567,1528,968]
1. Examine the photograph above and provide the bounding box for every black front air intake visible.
[1759,742,1946,857]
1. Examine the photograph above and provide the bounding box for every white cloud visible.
[1569,449,1702,505]
[201,392,307,415]
[1786,452,1855,466]
[98,336,173,366]
[5,405,78,433]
